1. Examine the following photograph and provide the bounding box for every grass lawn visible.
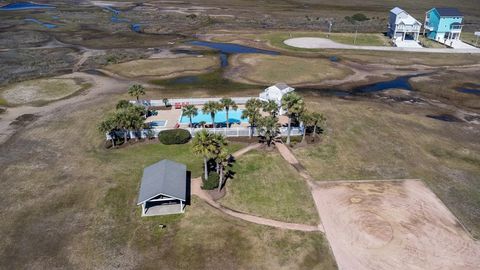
[105,56,219,79]
[418,36,447,48]
[228,54,353,85]
[0,78,90,106]
[220,150,319,225]
[293,97,480,238]
[461,32,480,47]
[212,31,390,49]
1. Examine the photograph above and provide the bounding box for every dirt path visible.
[0,72,129,145]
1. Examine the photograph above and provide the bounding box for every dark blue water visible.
[188,41,279,67]
[352,75,414,93]
[130,23,142,33]
[111,17,130,23]
[24,18,57,29]
[426,114,462,122]
[457,86,480,95]
[0,2,55,11]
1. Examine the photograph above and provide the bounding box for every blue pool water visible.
[24,18,57,29]
[180,109,248,124]
[0,2,55,11]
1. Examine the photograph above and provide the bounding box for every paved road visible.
[284,37,480,54]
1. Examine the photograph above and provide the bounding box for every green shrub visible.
[201,172,219,190]
[352,13,369,21]
[158,129,191,145]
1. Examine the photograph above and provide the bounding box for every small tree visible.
[257,115,280,147]
[128,84,146,102]
[281,92,304,145]
[182,104,198,130]
[241,98,262,138]
[162,98,170,107]
[215,149,229,191]
[311,112,326,139]
[219,98,238,127]
[262,100,279,117]
[192,129,216,180]
[98,113,118,147]
[202,101,221,127]
[116,99,131,110]
[299,110,312,143]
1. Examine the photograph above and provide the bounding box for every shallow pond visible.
[188,41,279,67]
[0,2,55,11]
[426,114,463,122]
[351,75,414,93]
[24,18,57,29]
[457,85,480,95]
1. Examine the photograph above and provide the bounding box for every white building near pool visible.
[259,83,294,115]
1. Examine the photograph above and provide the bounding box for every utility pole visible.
[354,25,358,45]
[327,21,333,37]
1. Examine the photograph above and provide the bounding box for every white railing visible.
[106,126,303,140]
[146,97,256,107]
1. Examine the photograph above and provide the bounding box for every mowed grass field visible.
[228,54,353,85]
[105,56,219,79]
[221,150,319,225]
[293,96,480,238]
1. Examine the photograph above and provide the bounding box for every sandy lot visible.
[312,180,480,270]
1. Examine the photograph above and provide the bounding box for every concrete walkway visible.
[284,37,480,54]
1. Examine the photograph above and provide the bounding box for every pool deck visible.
[146,105,254,129]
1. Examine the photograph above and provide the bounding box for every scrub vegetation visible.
[228,54,353,85]
[105,56,219,79]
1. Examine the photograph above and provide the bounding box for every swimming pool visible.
[149,120,167,128]
[180,109,248,124]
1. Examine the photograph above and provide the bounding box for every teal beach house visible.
[424,8,464,42]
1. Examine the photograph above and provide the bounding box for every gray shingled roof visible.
[435,8,463,17]
[390,7,405,15]
[137,160,187,204]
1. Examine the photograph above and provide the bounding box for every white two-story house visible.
[388,7,422,43]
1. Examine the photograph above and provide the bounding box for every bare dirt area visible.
[313,180,480,270]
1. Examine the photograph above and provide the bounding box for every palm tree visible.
[182,105,198,130]
[257,115,280,147]
[219,98,238,127]
[311,112,326,139]
[98,113,118,147]
[192,129,216,180]
[241,98,262,138]
[299,110,312,143]
[162,98,170,107]
[114,109,130,144]
[116,99,131,110]
[202,101,221,127]
[199,121,207,128]
[128,84,146,102]
[211,133,228,173]
[262,100,279,117]
[215,149,229,191]
[281,92,304,145]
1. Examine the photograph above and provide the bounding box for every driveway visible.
[284,37,480,54]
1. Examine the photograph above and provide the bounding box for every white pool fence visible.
[106,126,303,140]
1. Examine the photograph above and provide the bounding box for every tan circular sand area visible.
[1,78,85,105]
